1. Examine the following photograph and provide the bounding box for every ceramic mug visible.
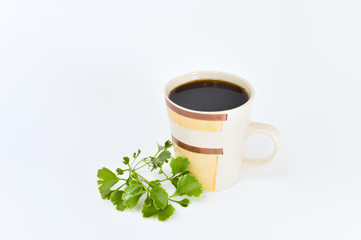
[164,71,282,191]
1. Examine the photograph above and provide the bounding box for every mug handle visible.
[241,122,282,170]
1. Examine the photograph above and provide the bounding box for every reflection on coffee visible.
[169,79,249,112]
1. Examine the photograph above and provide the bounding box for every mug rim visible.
[164,70,255,115]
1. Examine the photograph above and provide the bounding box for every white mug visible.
[164,71,282,191]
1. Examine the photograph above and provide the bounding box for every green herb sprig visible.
[97,140,203,221]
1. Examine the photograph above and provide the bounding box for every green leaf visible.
[132,149,141,158]
[123,157,130,165]
[129,179,140,185]
[149,187,168,210]
[116,168,124,175]
[151,150,172,170]
[159,150,171,160]
[123,190,144,209]
[126,175,139,186]
[122,182,145,209]
[170,177,179,188]
[110,190,126,211]
[164,140,172,149]
[102,190,114,200]
[154,151,171,164]
[142,202,175,221]
[97,167,119,199]
[157,204,175,221]
[148,180,161,188]
[170,156,190,175]
[125,177,131,186]
[173,174,203,197]
[144,195,152,207]
[170,198,190,207]
[142,201,159,218]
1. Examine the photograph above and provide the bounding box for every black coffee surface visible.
[169,79,249,111]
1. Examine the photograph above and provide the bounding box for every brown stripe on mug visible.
[172,136,223,155]
[166,98,227,121]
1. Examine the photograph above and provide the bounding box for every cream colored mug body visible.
[164,71,282,191]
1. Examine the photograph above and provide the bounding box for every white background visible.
[1,0,361,239]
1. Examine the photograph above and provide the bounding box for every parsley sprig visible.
[97,140,203,221]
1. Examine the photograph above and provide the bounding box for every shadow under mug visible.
[164,71,282,191]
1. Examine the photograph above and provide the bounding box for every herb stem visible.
[154,149,161,158]
[134,163,149,171]
[160,166,171,180]
[114,182,127,191]
[133,158,149,169]
[136,173,151,185]
[130,156,138,168]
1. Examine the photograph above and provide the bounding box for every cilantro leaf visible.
[153,150,171,165]
[157,204,175,221]
[131,149,141,158]
[170,177,179,188]
[144,195,152,207]
[164,140,172,149]
[149,187,168,210]
[128,179,141,185]
[123,190,144,209]
[148,180,161,188]
[122,182,145,209]
[159,151,171,161]
[173,170,190,186]
[170,156,189,175]
[142,201,175,221]
[116,168,124,175]
[123,157,130,165]
[142,201,159,218]
[173,174,203,197]
[102,190,114,200]
[170,198,190,207]
[110,190,126,211]
[97,167,119,199]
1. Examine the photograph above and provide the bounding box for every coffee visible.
[169,79,249,112]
